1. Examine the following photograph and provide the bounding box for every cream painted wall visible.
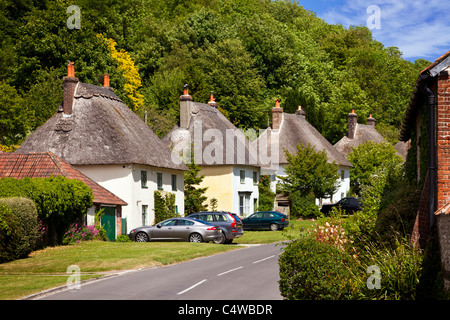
[198,165,259,217]
[198,165,234,212]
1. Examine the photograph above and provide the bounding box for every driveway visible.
[34,242,285,300]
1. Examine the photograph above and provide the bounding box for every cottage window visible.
[239,193,251,215]
[253,171,258,185]
[341,170,345,181]
[141,171,147,188]
[157,173,163,190]
[142,205,148,226]
[171,174,177,191]
[240,170,245,184]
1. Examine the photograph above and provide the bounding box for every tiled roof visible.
[0,152,127,206]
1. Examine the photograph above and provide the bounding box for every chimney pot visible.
[272,99,283,130]
[179,84,193,101]
[103,74,110,87]
[208,91,218,108]
[347,109,358,139]
[67,62,75,77]
[295,105,306,118]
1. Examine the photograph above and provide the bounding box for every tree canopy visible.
[0,0,430,146]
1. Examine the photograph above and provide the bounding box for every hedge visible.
[0,197,39,263]
[278,237,361,300]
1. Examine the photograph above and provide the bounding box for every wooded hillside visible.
[0,0,430,146]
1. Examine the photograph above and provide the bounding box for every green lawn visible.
[0,219,315,300]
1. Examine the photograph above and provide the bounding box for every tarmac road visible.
[34,242,285,300]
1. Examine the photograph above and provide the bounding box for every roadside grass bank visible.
[0,219,314,300]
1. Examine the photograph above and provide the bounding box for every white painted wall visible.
[232,166,259,217]
[76,164,184,233]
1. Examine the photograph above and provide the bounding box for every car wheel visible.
[135,232,149,242]
[270,223,279,231]
[189,233,203,243]
[213,232,226,244]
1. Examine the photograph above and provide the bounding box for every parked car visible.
[241,211,289,231]
[320,197,363,215]
[128,217,222,243]
[187,211,244,244]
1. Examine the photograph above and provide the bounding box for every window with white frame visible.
[240,170,245,184]
[142,205,148,226]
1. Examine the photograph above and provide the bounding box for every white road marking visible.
[217,266,243,276]
[177,279,207,295]
[253,255,275,264]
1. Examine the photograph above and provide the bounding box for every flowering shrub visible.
[63,223,100,245]
[311,220,357,258]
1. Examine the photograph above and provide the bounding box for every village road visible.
[35,242,285,300]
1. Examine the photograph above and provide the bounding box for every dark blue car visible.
[242,211,289,231]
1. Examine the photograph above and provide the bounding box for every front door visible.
[101,206,116,241]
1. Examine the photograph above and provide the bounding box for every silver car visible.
[128,218,222,243]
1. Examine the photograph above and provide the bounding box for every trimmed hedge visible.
[0,197,39,263]
[279,237,361,300]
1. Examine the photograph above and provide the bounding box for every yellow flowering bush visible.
[97,34,144,111]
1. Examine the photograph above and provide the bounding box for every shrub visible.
[116,234,131,242]
[289,191,321,219]
[0,176,93,246]
[279,236,361,300]
[62,223,100,245]
[358,237,423,300]
[154,190,176,224]
[0,197,39,262]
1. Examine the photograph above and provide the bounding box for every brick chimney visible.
[347,109,357,139]
[367,113,376,127]
[179,84,193,129]
[272,99,283,130]
[208,91,218,108]
[63,62,79,117]
[295,105,306,118]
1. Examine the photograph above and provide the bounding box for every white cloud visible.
[317,0,450,61]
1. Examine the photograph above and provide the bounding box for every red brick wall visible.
[436,70,450,290]
[437,71,450,210]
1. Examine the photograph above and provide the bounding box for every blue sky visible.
[298,0,450,63]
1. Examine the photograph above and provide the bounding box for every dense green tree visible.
[184,151,208,215]
[347,141,404,195]
[0,0,430,147]
[278,143,340,202]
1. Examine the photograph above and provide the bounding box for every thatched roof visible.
[17,82,187,171]
[163,101,259,167]
[256,112,352,169]
[334,123,387,158]
[0,152,127,206]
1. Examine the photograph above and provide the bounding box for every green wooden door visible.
[101,207,116,241]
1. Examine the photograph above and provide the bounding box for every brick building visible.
[399,51,450,290]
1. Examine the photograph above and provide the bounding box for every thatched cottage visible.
[255,101,352,211]
[164,87,260,216]
[17,63,187,238]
